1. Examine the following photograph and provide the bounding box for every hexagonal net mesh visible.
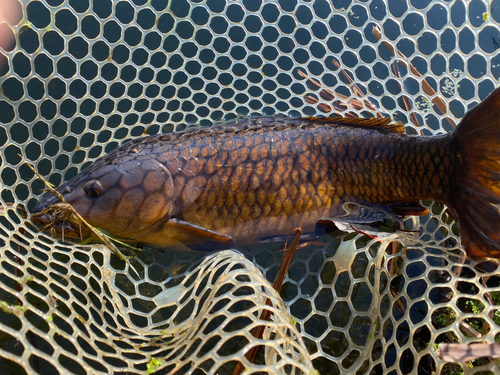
[1,0,500,374]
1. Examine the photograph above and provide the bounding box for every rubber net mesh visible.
[1,0,500,374]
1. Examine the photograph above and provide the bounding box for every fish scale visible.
[154,117,456,243]
[34,91,500,260]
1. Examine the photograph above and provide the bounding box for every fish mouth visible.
[31,204,92,242]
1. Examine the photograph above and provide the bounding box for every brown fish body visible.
[32,88,500,259]
[34,116,455,245]
[146,117,455,245]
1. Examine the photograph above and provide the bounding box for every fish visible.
[31,87,500,259]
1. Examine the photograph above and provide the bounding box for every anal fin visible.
[319,201,425,239]
[319,202,397,237]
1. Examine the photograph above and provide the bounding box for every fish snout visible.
[31,192,67,226]
[30,211,52,225]
[31,199,56,227]
[30,196,90,241]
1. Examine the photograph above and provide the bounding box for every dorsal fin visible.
[302,116,406,134]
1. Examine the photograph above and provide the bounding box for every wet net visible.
[1,0,500,374]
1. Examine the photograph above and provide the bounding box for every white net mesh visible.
[1,0,500,374]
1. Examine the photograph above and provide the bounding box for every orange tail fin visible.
[450,87,500,259]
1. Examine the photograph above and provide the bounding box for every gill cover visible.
[62,158,175,238]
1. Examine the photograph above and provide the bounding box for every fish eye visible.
[83,180,103,198]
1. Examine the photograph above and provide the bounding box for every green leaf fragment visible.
[0,301,27,316]
[78,235,94,245]
[17,275,36,285]
[147,358,162,374]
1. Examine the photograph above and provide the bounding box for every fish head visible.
[31,157,175,243]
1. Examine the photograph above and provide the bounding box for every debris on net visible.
[437,343,500,363]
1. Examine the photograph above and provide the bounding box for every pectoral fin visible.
[165,219,236,252]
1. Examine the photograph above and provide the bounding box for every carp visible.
[32,88,500,259]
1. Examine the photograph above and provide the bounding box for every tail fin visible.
[450,87,500,260]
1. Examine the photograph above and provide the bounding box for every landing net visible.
[1,1,500,374]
